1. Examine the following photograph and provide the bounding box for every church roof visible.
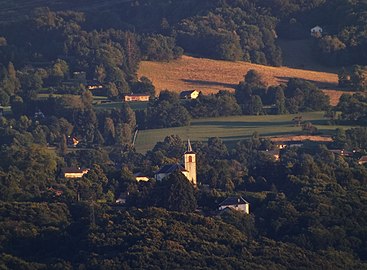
[219,196,249,206]
[155,164,187,174]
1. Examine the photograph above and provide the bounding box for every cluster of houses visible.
[60,140,251,215]
[59,134,367,215]
[260,137,367,165]
[82,77,201,104]
[123,89,200,102]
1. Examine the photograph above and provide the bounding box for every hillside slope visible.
[138,55,349,105]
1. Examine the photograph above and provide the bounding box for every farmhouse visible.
[124,93,150,102]
[329,149,354,157]
[61,167,89,178]
[154,140,197,185]
[358,156,367,165]
[134,172,150,182]
[85,81,104,91]
[67,136,79,147]
[311,26,323,37]
[180,90,200,100]
[218,196,250,214]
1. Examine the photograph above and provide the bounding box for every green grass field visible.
[134,112,355,153]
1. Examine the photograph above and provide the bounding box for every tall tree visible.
[156,171,197,212]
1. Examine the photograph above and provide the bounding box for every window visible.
[188,156,193,162]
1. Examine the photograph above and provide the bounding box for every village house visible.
[311,26,323,37]
[358,156,367,165]
[85,81,104,91]
[67,136,79,147]
[329,149,354,157]
[179,90,200,100]
[61,167,90,178]
[134,172,150,182]
[154,140,197,185]
[124,93,150,102]
[218,196,250,214]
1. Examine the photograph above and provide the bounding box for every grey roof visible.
[61,167,88,174]
[126,93,150,97]
[134,172,149,177]
[155,164,187,174]
[219,196,249,206]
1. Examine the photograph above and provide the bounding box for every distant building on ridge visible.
[180,90,200,100]
[124,93,150,102]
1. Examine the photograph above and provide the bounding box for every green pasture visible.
[134,112,355,153]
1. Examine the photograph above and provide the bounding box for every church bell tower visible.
[184,139,197,186]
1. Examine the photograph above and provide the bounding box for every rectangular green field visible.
[134,112,355,153]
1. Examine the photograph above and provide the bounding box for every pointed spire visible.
[187,139,193,153]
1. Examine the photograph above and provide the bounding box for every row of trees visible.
[136,70,330,129]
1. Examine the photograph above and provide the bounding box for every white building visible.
[311,26,323,37]
[219,196,250,214]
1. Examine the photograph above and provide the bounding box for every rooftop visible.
[155,164,187,174]
[219,196,249,206]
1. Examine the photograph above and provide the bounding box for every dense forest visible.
[0,0,367,269]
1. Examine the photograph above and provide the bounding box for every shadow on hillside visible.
[182,79,237,89]
[275,76,339,89]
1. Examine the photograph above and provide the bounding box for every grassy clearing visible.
[134,111,356,153]
[138,55,354,106]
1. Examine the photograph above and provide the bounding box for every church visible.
[154,140,197,186]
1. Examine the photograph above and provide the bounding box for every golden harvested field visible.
[138,55,350,106]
